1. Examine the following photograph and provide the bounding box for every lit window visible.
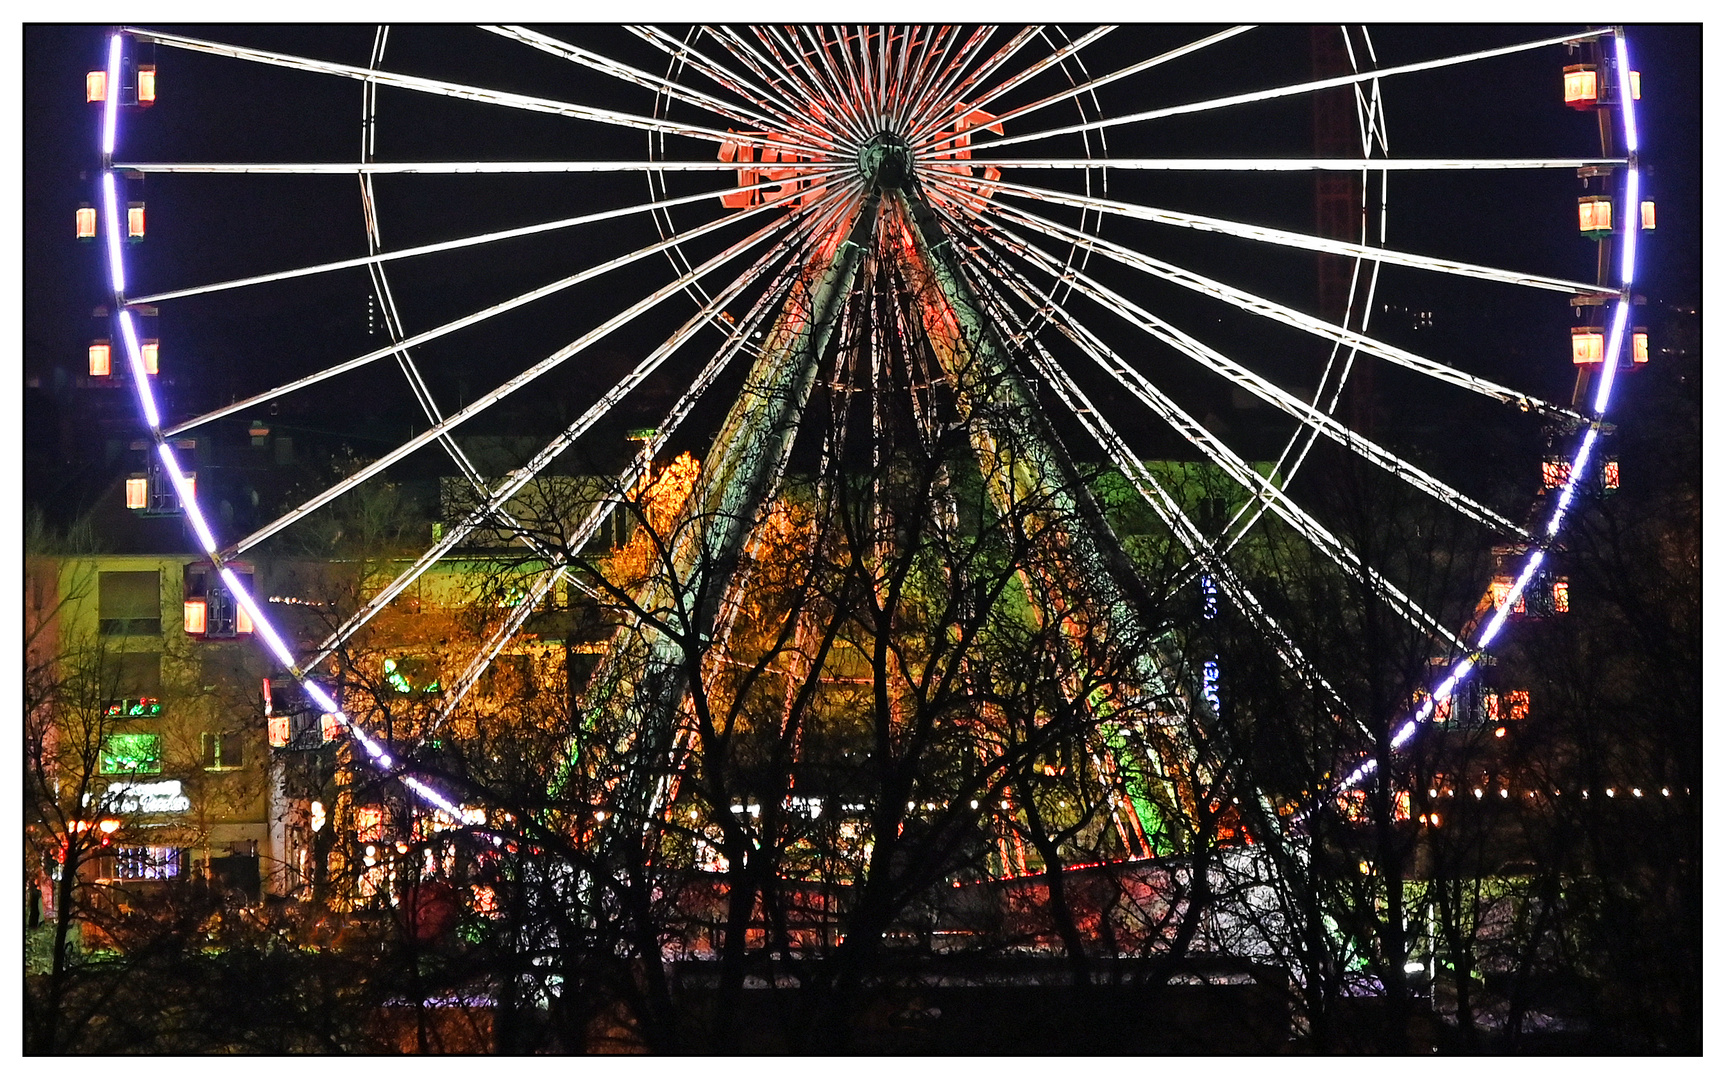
[1632,330,1649,365]
[137,65,156,104]
[76,206,98,239]
[1577,196,1613,236]
[1640,201,1655,231]
[1629,70,1641,100]
[1603,460,1620,489]
[127,203,145,239]
[1393,791,1411,821]
[1490,577,1524,614]
[141,340,159,375]
[125,476,148,509]
[1541,460,1569,490]
[1552,578,1570,613]
[1483,691,1500,721]
[88,341,112,377]
[321,713,342,743]
[1571,327,1605,365]
[235,602,253,635]
[354,805,384,842]
[1562,64,1598,107]
[100,733,163,775]
[183,598,207,635]
[86,70,107,102]
[268,714,291,748]
[1507,689,1530,720]
[1432,692,1452,722]
[113,846,182,881]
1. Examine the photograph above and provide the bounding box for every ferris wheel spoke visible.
[162,179,833,438]
[483,25,790,136]
[434,565,563,730]
[936,186,1531,541]
[974,174,1605,294]
[907,24,1111,147]
[896,24,967,130]
[948,26,1611,153]
[897,25,993,139]
[717,26,863,147]
[302,188,854,663]
[227,187,847,559]
[976,196,1580,421]
[970,228,1464,650]
[923,26,1043,138]
[628,25,822,139]
[793,26,877,143]
[957,156,1624,171]
[131,171,837,307]
[920,25,1255,157]
[115,160,846,175]
[954,230,1351,714]
[126,26,834,158]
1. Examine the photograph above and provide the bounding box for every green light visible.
[100,733,162,775]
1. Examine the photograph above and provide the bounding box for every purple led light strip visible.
[1335,27,1642,797]
[95,31,464,819]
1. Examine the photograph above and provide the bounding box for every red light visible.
[268,715,291,748]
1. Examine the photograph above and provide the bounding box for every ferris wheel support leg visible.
[897,184,1199,848]
[584,190,885,825]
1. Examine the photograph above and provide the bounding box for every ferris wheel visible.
[86,24,1648,833]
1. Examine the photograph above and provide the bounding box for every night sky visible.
[21,24,1702,532]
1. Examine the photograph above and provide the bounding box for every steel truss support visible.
[896,180,1198,848]
[584,189,885,825]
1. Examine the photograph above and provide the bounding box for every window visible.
[100,733,162,775]
[111,846,183,881]
[99,571,161,636]
[106,651,161,699]
[201,732,244,771]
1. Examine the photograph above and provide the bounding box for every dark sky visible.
[21,24,1701,521]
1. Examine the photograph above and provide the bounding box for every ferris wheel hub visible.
[857,132,914,190]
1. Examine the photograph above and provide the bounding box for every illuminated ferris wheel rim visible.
[89,24,1644,826]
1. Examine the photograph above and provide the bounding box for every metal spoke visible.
[228,185,849,557]
[302,183,860,662]
[930,178,1532,540]
[127,25,835,158]
[162,178,833,437]
[973,194,1582,421]
[920,25,1255,156]
[930,26,1610,155]
[956,156,1625,171]
[950,208,1463,648]
[974,173,1604,294]
[484,24,794,137]
[130,170,839,306]
[954,224,1350,713]
[630,25,823,140]
[908,25,1112,147]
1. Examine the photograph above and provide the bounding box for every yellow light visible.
[1553,579,1570,614]
[1494,726,1507,738]
[1632,331,1649,364]
[1640,201,1655,231]
[310,801,327,831]
[125,477,148,510]
[98,818,121,834]
[76,206,98,239]
[1562,65,1597,106]
[86,70,107,102]
[137,66,156,104]
[1571,327,1605,365]
[1605,787,1615,798]
[88,342,112,377]
[183,598,207,635]
[1629,70,1641,100]
[1578,196,1612,235]
[320,713,341,742]
[1429,812,1441,827]
[141,340,159,375]
[127,203,146,239]
[268,714,291,747]
[235,602,253,635]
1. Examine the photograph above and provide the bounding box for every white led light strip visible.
[95,31,465,819]
[1332,26,1642,802]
